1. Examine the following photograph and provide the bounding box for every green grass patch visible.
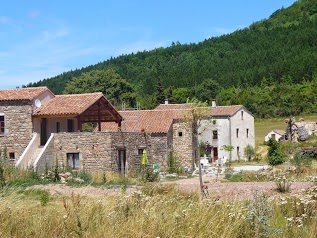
[255,114,317,147]
[225,171,269,182]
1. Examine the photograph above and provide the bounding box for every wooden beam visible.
[98,102,101,131]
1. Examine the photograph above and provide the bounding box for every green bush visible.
[225,171,268,182]
[266,138,285,166]
[167,151,181,174]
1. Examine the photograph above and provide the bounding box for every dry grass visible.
[1,183,317,238]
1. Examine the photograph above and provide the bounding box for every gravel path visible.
[27,176,314,201]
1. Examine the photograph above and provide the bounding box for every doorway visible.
[118,149,126,174]
[213,147,218,162]
[40,118,47,146]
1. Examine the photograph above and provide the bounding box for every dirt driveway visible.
[28,176,314,201]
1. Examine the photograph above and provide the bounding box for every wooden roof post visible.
[98,102,101,131]
[77,115,82,132]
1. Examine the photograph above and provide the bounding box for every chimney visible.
[165,99,169,104]
[212,99,216,107]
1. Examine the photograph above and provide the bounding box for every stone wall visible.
[53,131,168,173]
[172,121,194,168]
[54,132,113,172]
[0,101,33,161]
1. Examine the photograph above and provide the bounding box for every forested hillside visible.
[25,0,317,117]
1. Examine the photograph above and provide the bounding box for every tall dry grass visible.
[1,183,317,238]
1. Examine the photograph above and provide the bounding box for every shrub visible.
[290,152,312,175]
[266,138,285,166]
[167,151,181,174]
[244,144,256,161]
[274,175,292,193]
[139,166,159,183]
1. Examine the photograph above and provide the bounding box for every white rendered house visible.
[155,101,255,162]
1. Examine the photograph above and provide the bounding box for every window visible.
[241,111,244,120]
[138,148,144,155]
[67,119,74,132]
[56,122,60,133]
[67,153,80,170]
[0,115,4,135]
[236,128,239,138]
[9,152,15,160]
[237,147,240,157]
[212,130,218,140]
[246,128,249,138]
[178,131,183,137]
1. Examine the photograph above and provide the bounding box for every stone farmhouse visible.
[101,101,255,164]
[0,87,254,174]
[0,87,196,173]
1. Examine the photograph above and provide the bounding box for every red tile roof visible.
[99,109,190,133]
[33,93,122,121]
[0,87,51,101]
[155,104,244,116]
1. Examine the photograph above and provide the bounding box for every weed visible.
[274,174,292,193]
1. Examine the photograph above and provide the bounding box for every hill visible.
[25,0,317,117]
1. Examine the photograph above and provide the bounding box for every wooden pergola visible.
[33,92,122,132]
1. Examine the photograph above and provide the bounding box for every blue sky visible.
[0,0,296,89]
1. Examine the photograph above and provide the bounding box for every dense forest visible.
[25,0,317,118]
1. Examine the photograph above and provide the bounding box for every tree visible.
[63,69,137,107]
[155,78,165,104]
[196,79,220,104]
[266,138,285,166]
[183,99,210,198]
[244,144,256,161]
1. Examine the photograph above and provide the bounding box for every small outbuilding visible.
[264,130,286,142]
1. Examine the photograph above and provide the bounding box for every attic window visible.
[241,111,244,120]
[178,132,183,137]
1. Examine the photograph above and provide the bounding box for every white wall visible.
[264,131,283,142]
[230,109,255,161]
[198,107,255,162]
[199,117,230,161]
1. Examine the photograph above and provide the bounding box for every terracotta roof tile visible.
[34,92,105,116]
[210,105,244,116]
[100,109,189,133]
[155,104,244,116]
[0,87,50,101]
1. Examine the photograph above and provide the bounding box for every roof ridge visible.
[56,92,103,97]
[0,86,48,91]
